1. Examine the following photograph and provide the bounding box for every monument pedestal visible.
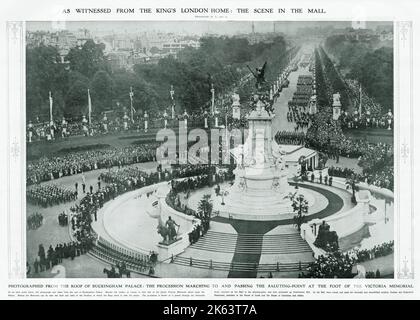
[157,238,186,262]
[223,103,295,220]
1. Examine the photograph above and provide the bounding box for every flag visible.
[129,87,136,122]
[88,89,92,125]
[49,91,53,122]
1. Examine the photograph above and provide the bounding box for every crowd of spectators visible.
[340,111,393,130]
[27,144,158,185]
[300,251,355,278]
[348,241,394,263]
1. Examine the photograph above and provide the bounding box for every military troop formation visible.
[27,212,43,230]
[275,130,306,146]
[27,144,158,185]
[27,184,77,207]
[287,106,311,131]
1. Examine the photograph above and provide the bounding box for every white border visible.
[1,0,419,299]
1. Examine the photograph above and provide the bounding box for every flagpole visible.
[130,86,134,123]
[88,89,92,125]
[359,83,362,115]
[49,91,53,123]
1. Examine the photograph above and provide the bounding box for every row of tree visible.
[26,35,290,121]
[324,34,393,112]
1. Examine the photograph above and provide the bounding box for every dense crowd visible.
[346,79,387,120]
[340,111,393,130]
[300,251,355,278]
[99,164,219,192]
[27,144,158,185]
[299,240,394,278]
[328,165,393,190]
[358,143,393,188]
[27,212,43,230]
[26,184,77,207]
[348,241,394,263]
[327,167,357,179]
[32,240,92,274]
[306,113,394,190]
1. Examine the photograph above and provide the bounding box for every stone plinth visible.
[157,238,188,262]
[221,104,295,220]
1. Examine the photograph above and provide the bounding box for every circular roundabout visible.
[91,180,352,266]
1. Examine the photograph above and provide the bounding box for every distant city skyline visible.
[26,21,392,36]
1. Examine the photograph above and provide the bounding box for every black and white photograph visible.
[23,20,395,279]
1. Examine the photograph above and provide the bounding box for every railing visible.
[97,236,153,261]
[172,256,310,273]
[89,236,158,275]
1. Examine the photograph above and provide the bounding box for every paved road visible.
[272,66,312,134]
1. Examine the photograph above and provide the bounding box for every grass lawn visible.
[27,130,161,160]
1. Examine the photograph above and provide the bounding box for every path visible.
[272,66,312,133]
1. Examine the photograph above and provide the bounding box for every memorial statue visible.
[248,61,267,90]
[157,216,179,244]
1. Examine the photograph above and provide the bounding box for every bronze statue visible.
[247,61,267,90]
[157,216,179,244]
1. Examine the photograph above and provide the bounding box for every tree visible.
[64,78,90,117]
[292,194,308,232]
[197,194,213,233]
[66,39,108,78]
[90,70,114,114]
[26,44,65,120]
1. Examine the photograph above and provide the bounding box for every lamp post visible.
[163,109,168,129]
[204,110,208,129]
[220,190,229,205]
[210,84,215,115]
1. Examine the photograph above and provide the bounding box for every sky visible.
[26,21,392,36]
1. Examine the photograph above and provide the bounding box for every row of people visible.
[348,241,394,263]
[32,240,92,274]
[274,131,306,145]
[27,184,77,207]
